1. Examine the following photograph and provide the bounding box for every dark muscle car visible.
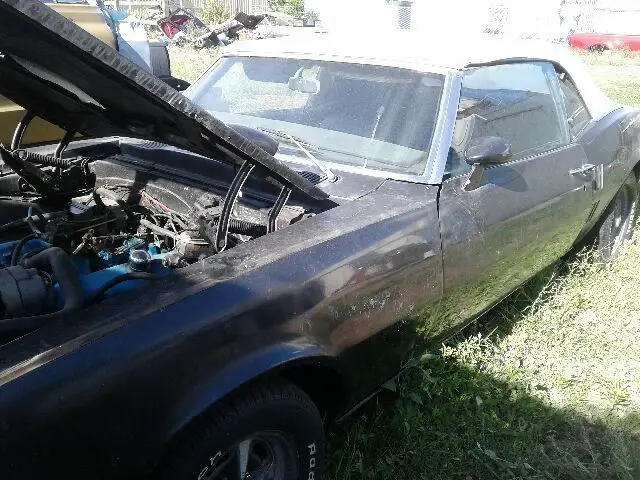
[1,1,639,479]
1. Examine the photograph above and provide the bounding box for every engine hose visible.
[16,150,72,168]
[23,248,83,312]
[10,233,38,266]
[139,218,177,239]
[85,272,158,306]
[20,247,52,262]
[0,247,84,332]
[0,210,64,234]
[228,219,267,237]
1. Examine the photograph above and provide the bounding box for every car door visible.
[436,61,595,328]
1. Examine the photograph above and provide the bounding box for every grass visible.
[582,51,640,108]
[168,46,220,86]
[170,45,640,479]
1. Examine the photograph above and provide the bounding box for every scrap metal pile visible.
[155,8,267,48]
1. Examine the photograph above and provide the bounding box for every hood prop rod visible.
[10,110,35,150]
[215,160,255,253]
[54,130,75,159]
[268,186,292,234]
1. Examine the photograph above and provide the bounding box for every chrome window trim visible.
[424,71,461,184]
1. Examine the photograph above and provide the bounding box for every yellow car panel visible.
[0,96,67,146]
[0,3,114,147]
[50,4,116,48]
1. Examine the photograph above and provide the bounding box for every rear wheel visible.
[156,381,325,480]
[597,174,639,262]
[588,44,609,53]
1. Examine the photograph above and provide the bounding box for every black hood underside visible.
[0,0,326,200]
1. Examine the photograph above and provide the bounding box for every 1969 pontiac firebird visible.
[1,0,640,478]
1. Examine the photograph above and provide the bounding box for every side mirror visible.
[465,136,511,166]
[463,136,511,191]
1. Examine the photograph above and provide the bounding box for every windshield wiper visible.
[259,128,338,183]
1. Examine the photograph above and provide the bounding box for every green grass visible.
[582,51,640,108]
[170,46,640,479]
[168,46,220,85]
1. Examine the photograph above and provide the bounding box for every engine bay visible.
[0,138,322,336]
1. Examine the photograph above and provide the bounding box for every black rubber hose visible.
[10,233,38,266]
[0,247,84,332]
[20,247,51,262]
[228,219,267,237]
[85,272,158,306]
[23,247,84,312]
[16,150,72,168]
[0,211,64,234]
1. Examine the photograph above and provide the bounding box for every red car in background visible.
[569,32,640,52]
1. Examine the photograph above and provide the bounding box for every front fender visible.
[163,343,338,440]
[150,344,340,473]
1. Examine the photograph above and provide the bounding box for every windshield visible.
[186,56,445,176]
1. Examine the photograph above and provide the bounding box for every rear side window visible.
[557,72,592,138]
[447,62,568,177]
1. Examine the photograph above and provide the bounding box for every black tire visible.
[597,174,639,263]
[588,44,609,54]
[156,381,325,480]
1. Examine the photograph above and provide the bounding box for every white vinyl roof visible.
[224,31,618,120]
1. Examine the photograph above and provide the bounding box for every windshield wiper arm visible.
[259,128,338,183]
[283,133,338,183]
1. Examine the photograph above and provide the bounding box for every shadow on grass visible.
[326,259,640,479]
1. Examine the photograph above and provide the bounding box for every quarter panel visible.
[578,107,640,234]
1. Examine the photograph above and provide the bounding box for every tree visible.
[200,0,230,26]
[269,0,305,18]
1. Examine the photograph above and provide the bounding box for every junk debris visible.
[156,8,265,48]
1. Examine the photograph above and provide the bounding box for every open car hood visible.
[0,0,327,200]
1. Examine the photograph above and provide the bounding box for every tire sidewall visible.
[161,390,324,480]
[598,174,639,262]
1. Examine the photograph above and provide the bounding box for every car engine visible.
[0,187,198,321]
[0,157,313,334]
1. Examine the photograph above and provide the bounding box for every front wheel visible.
[156,381,325,480]
[597,174,639,263]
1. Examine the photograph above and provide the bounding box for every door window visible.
[446,62,568,177]
[557,72,592,139]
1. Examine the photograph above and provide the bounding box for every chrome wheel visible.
[197,431,297,480]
